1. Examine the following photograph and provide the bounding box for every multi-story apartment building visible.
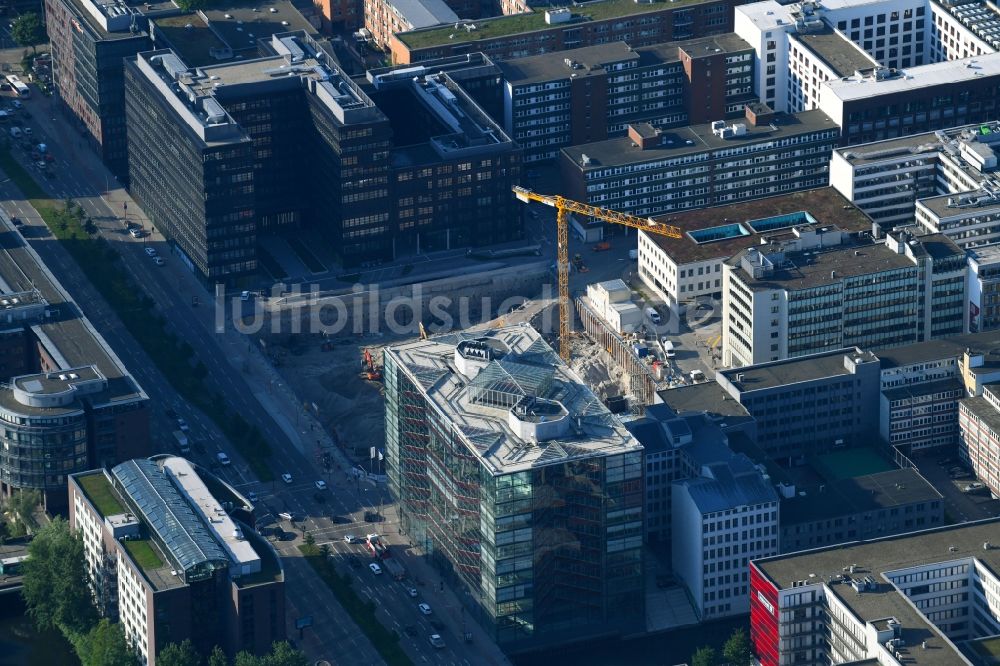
[715,349,881,464]
[363,0,458,50]
[383,326,644,652]
[498,34,756,162]
[125,34,520,282]
[44,0,154,183]
[637,187,871,311]
[388,0,740,65]
[722,226,966,367]
[560,109,839,219]
[0,212,149,511]
[958,383,1000,498]
[750,519,1000,666]
[778,468,944,553]
[672,458,779,621]
[70,458,284,665]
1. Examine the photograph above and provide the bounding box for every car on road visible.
[344,534,360,543]
[153,257,164,266]
[964,482,987,493]
[407,588,418,598]
[216,452,231,466]
[246,491,257,503]
[176,418,189,433]
[129,228,143,238]
[331,515,352,524]
[241,290,252,301]
[314,480,327,490]
[281,473,293,484]
[369,563,382,575]
[418,603,432,615]
[645,307,661,325]
[278,511,302,522]
[144,247,157,257]
[428,634,445,649]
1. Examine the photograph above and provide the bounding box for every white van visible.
[645,307,661,325]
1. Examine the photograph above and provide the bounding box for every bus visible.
[5,75,30,98]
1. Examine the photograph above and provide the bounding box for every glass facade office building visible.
[384,328,644,652]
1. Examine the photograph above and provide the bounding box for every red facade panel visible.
[749,562,780,666]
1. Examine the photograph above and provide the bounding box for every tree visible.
[22,517,96,635]
[76,619,138,666]
[158,640,201,666]
[233,641,307,666]
[11,12,45,54]
[723,628,752,666]
[208,646,228,666]
[692,646,718,666]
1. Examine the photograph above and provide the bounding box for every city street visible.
[0,86,509,666]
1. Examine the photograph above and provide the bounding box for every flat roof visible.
[919,191,1000,219]
[656,382,755,425]
[387,0,458,29]
[728,238,917,292]
[201,0,317,51]
[385,325,642,475]
[882,376,965,401]
[497,42,636,86]
[792,25,877,78]
[960,394,1000,435]
[781,467,943,525]
[644,187,873,266]
[825,52,1000,103]
[0,225,145,409]
[720,348,875,393]
[755,518,1000,666]
[397,0,718,50]
[878,329,1000,369]
[152,14,230,67]
[562,109,839,170]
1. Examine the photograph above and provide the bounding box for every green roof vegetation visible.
[77,473,126,517]
[398,0,705,49]
[123,539,164,571]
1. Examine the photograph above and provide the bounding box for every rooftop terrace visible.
[396,0,715,50]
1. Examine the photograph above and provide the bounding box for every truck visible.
[383,557,406,580]
[173,430,190,454]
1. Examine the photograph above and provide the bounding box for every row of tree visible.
[691,628,752,666]
[22,518,307,666]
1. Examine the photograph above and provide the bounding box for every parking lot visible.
[914,455,1000,523]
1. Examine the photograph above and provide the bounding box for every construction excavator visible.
[361,348,382,382]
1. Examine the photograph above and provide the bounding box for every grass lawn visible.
[286,235,326,273]
[299,544,412,666]
[77,473,125,517]
[0,147,275,481]
[124,539,163,570]
[400,0,703,48]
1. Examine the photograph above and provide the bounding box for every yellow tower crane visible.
[512,186,683,361]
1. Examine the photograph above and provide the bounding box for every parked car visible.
[315,480,327,490]
[964,482,987,493]
[344,534,358,543]
[278,511,302,522]
[418,603,432,615]
[645,307,661,325]
[176,417,189,432]
[407,588,418,598]
[428,634,445,649]
[144,247,157,257]
[281,473,293,484]
[369,563,382,575]
[153,257,165,266]
[129,228,143,238]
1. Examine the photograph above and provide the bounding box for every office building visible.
[734,0,1000,146]
[969,244,1000,333]
[44,0,154,183]
[387,0,740,65]
[125,34,519,282]
[672,451,778,621]
[0,214,149,511]
[958,383,1000,498]
[722,225,966,367]
[383,326,644,652]
[560,109,839,218]
[750,519,1000,666]
[69,457,284,665]
[497,34,756,163]
[715,349,881,463]
[778,468,944,553]
[637,188,869,311]
[829,121,1000,232]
